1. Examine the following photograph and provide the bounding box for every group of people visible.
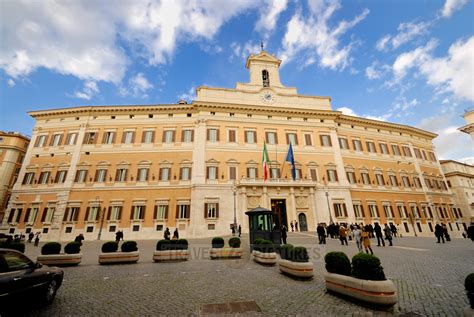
[289,220,299,232]
[115,230,124,242]
[434,223,451,243]
[27,231,41,246]
[163,227,180,240]
[231,225,242,237]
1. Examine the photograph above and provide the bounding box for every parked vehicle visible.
[0,248,64,311]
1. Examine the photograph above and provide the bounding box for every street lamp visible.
[96,196,105,240]
[232,180,237,236]
[324,186,334,224]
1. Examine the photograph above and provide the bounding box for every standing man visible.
[374,223,385,246]
[339,224,348,246]
[435,223,445,243]
[281,225,288,244]
[295,221,299,232]
[384,224,393,246]
[352,225,362,252]
[34,232,41,247]
[317,223,326,244]
[290,221,294,232]
[238,225,242,238]
[390,223,397,237]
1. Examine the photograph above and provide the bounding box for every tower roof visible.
[245,51,282,69]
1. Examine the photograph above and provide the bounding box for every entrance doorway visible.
[271,199,287,229]
[298,213,308,231]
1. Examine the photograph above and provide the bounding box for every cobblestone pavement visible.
[12,233,473,316]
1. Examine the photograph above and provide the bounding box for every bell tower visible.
[245,51,284,88]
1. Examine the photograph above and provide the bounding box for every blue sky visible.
[1,0,473,161]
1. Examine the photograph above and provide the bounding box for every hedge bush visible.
[465,273,474,308]
[64,241,81,254]
[101,241,118,253]
[177,239,188,250]
[0,242,25,253]
[258,240,274,253]
[351,253,386,281]
[325,252,351,276]
[292,246,309,263]
[41,242,61,255]
[212,237,224,248]
[121,241,138,252]
[228,237,241,248]
[156,239,189,251]
[280,244,294,260]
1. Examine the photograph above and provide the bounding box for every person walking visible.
[339,224,348,246]
[27,232,34,243]
[290,221,294,232]
[390,223,397,237]
[435,223,445,243]
[34,232,41,247]
[295,221,299,232]
[384,224,393,246]
[281,225,288,244]
[115,231,121,243]
[164,227,171,240]
[361,228,373,255]
[173,228,179,240]
[442,224,451,242]
[352,225,362,252]
[74,233,85,245]
[374,223,385,246]
[238,225,242,238]
[317,223,326,244]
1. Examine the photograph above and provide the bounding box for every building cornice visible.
[0,131,31,142]
[440,160,474,169]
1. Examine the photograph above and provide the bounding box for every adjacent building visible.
[0,131,30,222]
[0,51,463,241]
[460,109,474,141]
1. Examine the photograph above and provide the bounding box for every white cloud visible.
[178,86,196,102]
[391,37,474,101]
[365,61,390,80]
[230,41,262,59]
[441,0,468,17]
[279,1,369,70]
[337,106,392,121]
[130,73,153,97]
[7,79,15,87]
[255,0,288,38]
[73,81,99,100]
[376,21,430,51]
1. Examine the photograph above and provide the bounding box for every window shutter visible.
[117,207,122,220]
[216,204,219,218]
[75,171,80,182]
[154,205,158,220]
[294,134,298,145]
[159,168,163,180]
[360,205,365,217]
[206,129,210,141]
[130,206,134,220]
[142,131,146,143]
[305,134,312,146]
[85,207,90,222]
[150,131,155,143]
[54,172,60,183]
[255,168,258,178]
[375,206,380,217]
[144,169,148,181]
[190,130,194,142]
[181,130,185,142]
[34,136,41,147]
[216,129,220,141]
[96,208,101,221]
[186,206,190,219]
[246,168,250,178]
[162,131,166,142]
[176,205,179,219]
[216,167,219,179]
[319,135,324,146]
[94,170,99,182]
[179,168,183,180]
[333,204,337,217]
[285,133,289,144]
[63,208,69,221]
[131,132,135,143]
[310,169,317,181]
[265,132,269,143]
[172,131,175,142]
[335,170,339,181]
[73,208,79,221]
[107,207,112,220]
[8,209,15,223]
[206,167,209,179]
[121,131,126,143]
[164,206,168,219]
[115,170,119,181]
[343,204,348,217]
[244,131,248,143]
[230,167,236,180]
[41,207,48,222]
[204,203,208,218]
[141,206,146,219]
[123,170,128,181]
[24,208,31,223]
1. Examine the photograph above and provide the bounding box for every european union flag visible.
[285,142,296,180]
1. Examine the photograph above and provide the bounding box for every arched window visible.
[262,70,269,87]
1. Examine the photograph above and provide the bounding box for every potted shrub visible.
[0,241,26,253]
[98,241,139,264]
[465,273,474,315]
[210,237,243,259]
[278,244,314,278]
[37,241,82,266]
[252,239,278,265]
[153,239,190,262]
[324,252,397,306]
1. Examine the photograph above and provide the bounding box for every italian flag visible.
[262,142,270,181]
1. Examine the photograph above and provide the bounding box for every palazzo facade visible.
[0,51,463,241]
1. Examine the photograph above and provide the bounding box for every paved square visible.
[17,233,473,316]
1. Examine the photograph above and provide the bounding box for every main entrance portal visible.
[271,199,287,229]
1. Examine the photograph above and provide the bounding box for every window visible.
[154,205,168,220]
[84,132,96,145]
[327,169,338,182]
[137,168,149,182]
[421,150,427,160]
[86,206,100,222]
[245,130,256,144]
[182,129,194,142]
[159,168,170,181]
[247,167,257,179]
[229,166,236,180]
[379,143,389,154]
[66,133,78,145]
[63,207,79,222]
[383,205,393,218]
[262,70,269,87]
[346,171,356,184]
[115,169,127,182]
[122,131,135,144]
[176,204,190,219]
[352,139,362,151]
[338,138,349,150]
[180,167,191,180]
[108,206,122,221]
[266,132,278,144]
[410,205,420,218]
[75,170,88,183]
[366,141,376,153]
[391,145,401,156]
[320,135,332,147]
[39,171,50,184]
[353,204,365,218]
[413,177,422,188]
[163,130,175,143]
[142,130,155,144]
[131,205,145,220]
[25,207,39,223]
[270,168,280,179]
[376,174,385,186]
[333,203,348,218]
[95,169,107,183]
[402,146,412,157]
[103,132,115,144]
[41,207,55,223]
[414,148,422,159]
[369,204,380,218]
[401,176,410,187]
[207,128,219,142]
[428,151,436,162]
[389,175,398,186]
[361,172,370,185]
[207,166,218,180]
[3,251,33,271]
[35,135,48,147]
[22,172,34,185]
[425,178,432,189]
[397,205,408,218]
[286,133,298,145]
[54,170,67,183]
[309,169,318,181]
[50,134,62,146]
[304,134,312,146]
[228,130,236,143]
[205,203,219,218]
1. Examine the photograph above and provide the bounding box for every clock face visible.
[261,91,275,103]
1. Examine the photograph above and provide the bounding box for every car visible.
[0,248,64,311]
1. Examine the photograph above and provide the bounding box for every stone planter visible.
[324,272,398,306]
[153,250,190,262]
[210,247,243,259]
[252,250,277,265]
[278,259,314,278]
[37,253,82,266]
[98,251,140,264]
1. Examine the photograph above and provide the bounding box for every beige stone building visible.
[0,131,30,222]
[440,160,474,227]
[460,109,474,141]
[0,51,463,241]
